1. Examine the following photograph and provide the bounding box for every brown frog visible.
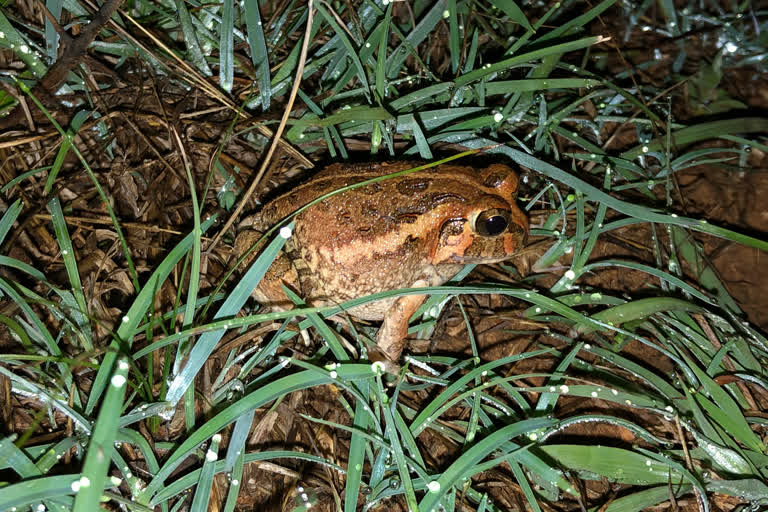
[234,161,528,369]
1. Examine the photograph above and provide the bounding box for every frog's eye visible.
[475,208,510,236]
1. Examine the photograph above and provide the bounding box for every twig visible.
[0,0,125,130]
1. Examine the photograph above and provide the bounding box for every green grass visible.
[1,0,767,511]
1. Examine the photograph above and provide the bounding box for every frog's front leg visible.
[375,292,428,371]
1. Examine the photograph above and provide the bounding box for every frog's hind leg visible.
[234,229,301,311]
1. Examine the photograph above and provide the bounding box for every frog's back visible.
[255,161,519,230]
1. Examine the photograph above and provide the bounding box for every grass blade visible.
[85,217,216,415]
[219,0,234,91]
[144,365,374,501]
[243,0,270,109]
[164,229,288,405]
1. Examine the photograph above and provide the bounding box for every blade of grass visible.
[0,12,47,77]
[243,0,270,109]
[189,433,221,511]
[490,0,533,31]
[316,3,370,99]
[144,364,374,501]
[539,445,685,484]
[455,36,605,87]
[385,1,444,78]
[164,229,288,405]
[219,0,234,91]
[44,0,63,60]
[535,0,616,42]
[620,118,768,160]
[0,474,83,511]
[85,216,216,415]
[175,0,213,76]
[48,197,90,350]
[344,379,371,512]
[448,0,459,74]
[418,418,557,510]
[0,199,23,247]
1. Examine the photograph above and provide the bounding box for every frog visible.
[234,161,528,370]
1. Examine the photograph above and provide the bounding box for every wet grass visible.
[1,0,767,511]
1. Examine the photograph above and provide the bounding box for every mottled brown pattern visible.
[396,178,431,195]
[235,161,528,368]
